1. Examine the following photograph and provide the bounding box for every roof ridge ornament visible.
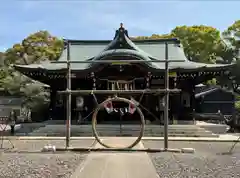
[114,23,129,39]
[120,23,124,29]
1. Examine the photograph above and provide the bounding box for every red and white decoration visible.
[103,97,139,114]
[104,100,114,113]
[128,97,139,114]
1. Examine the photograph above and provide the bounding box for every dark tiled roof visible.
[0,97,23,105]
[195,85,237,98]
[14,26,233,72]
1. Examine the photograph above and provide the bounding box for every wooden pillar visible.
[191,82,196,121]
[173,76,177,88]
[146,72,151,88]
[90,72,98,111]
[145,72,151,123]
[181,79,195,121]
[175,76,181,121]
[91,72,96,90]
[49,88,57,120]
[66,41,71,148]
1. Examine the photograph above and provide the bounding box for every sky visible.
[0,0,239,52]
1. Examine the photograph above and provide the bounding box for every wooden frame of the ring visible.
[92,96,145,149]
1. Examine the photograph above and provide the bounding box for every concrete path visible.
[70,138,159,178]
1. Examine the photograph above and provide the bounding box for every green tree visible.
[171,25,222,63]
[0,70,50,112]
[0,52,4,65]
[215,20,239,65]
[217,20,240,91]
[132,25,223,64]
[132,33,174,40]
[222,20,240,54]
[21,82,50,112]
[0,31,63,115]
[4,30,64,65]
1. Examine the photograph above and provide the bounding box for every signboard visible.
[169,72,177,77]
[111,62,130,65]
[151,79,164,85]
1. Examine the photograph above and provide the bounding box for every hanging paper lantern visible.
[76,96,84,108]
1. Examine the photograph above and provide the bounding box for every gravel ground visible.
[0,139,96,151]
[0,139,94,178]
[0,153,86,178]
[143,141,240,178]
[2,139,240,178]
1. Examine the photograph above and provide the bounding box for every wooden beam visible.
[57,89,181,95]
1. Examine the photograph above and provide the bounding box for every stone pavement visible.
[70,138,159,178]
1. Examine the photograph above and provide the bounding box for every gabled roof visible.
[195,85,237,98]
[14,24,234,73]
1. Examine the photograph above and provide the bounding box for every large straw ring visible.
[92,97,145,149]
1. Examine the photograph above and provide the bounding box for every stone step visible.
[31,128,210,135]
[38,126,207,130]
[45,124,203,128]
[27,130,217,138]
[32,129,212,135]
[26,132,219,137]
[33,126,208,130]
[16,124,219,138]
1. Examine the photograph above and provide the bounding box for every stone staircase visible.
[14,123,46,136]
[22,124,219,137]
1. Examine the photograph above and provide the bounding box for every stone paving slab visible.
[71,138,159,178]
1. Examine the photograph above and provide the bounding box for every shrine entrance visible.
[97,80,142,124]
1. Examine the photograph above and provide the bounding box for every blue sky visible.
[0,0,239,52]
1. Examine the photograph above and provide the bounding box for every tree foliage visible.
[220,21,240,90]
[223,20,240,52]
[0,71,49,111]
[171,26,222,63]
[21,83,50,111]
[0,31,63,114]
[4,31,64,65]
[133,25,223,64]
[132,33,174,40]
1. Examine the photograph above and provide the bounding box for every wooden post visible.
[91,72,96,90]
[66,41,71,148]
[58,89,181,95]
[193,109,196,125]
[164,42,169,150]
[49,89,56,120]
